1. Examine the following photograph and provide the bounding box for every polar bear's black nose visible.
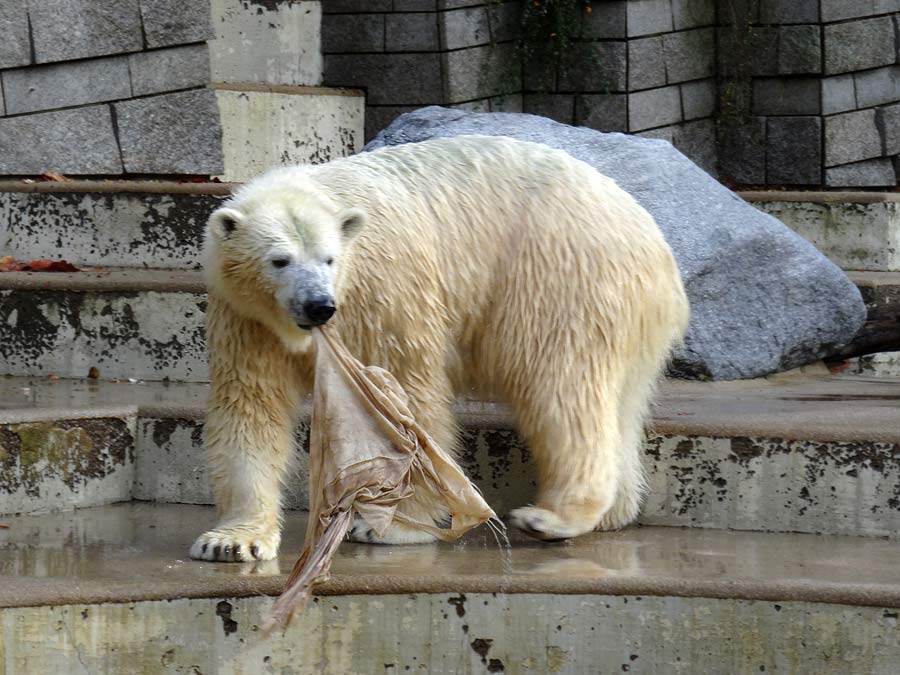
[304,298,336,325]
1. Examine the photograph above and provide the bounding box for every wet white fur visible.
[190,135,689,561]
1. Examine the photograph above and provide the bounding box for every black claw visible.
[201,543,208,554]
[233,545,241,560]
[365,529,375,543]
[250,544,260,560]
[223,545,232,557]
[213,545,222,559]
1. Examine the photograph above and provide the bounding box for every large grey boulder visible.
[366,107,866,380]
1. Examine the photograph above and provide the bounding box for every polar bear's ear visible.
[338,207,366,240]
[209,208,242,240]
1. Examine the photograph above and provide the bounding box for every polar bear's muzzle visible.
[288,294,336,329]
[299,296,337,328]
[276,262,338,329]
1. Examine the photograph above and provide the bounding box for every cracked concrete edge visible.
[146,401,900,446]
[5,268,880,299]
[648,418,900,445]
[0,180,237,195]
[0,270,206,292]
[1,569,897,611]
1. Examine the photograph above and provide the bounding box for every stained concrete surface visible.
[752,198,900,272]
[5,593,900,675]
[0,191,224,270]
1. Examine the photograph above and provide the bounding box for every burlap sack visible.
[263,327,497,633]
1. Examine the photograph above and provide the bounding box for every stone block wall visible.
[718,0,900,187]
[325,0,900,187]
[322,0,719,174]
[321,0,524,141]
[0,1,220,176]
[522,0,718,174]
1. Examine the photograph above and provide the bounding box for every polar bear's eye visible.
[326,258,334,266]
[271,257,291,269]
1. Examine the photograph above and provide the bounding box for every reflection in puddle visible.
[239,559,281,576]
[4,503,900,600]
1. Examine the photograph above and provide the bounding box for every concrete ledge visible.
[846,270,900,288]
[0,405,138,425]
[209,82,363,97]
[4,374,900,445]
[0,187,894,201]
[0,191,223,269]
[740,191,900,204]
[749,196,900,271]
[0,269,206,292]
[0,275,208,381]
[0,415,136,515]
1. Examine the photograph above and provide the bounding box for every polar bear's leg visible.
[506,355,631,542]
[507,334,667,540]
[190,296,304,562]
[595,371,654,531]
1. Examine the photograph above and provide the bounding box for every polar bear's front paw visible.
[190,526,281,562]
[346,517,437,545]
[509,506,592,542]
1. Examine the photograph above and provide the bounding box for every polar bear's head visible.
[204,171,365,350]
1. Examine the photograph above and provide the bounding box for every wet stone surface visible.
[2,502,900,609]
[0,416,135,515]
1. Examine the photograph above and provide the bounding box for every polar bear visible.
[190,135,689,562]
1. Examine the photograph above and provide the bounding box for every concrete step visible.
[832,271,900,378]
[1,502,899,673]
[4,187,894,274]
[743,191,900,273]
[0,402,137,516]
[0,269,208,381]
[0,265,889,382]
[3,374,900,539]
[0,181,227,270]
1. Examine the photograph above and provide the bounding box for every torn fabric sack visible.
[263,327,498,634]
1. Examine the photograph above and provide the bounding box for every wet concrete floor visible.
[1,502,899,610]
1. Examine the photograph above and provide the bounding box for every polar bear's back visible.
[298,135,687,379]
[313,135,670,269]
